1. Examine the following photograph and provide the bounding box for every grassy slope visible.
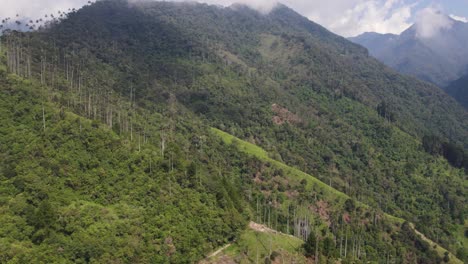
[212,128,347,202]
[225,228,305,264]
[410,223,463,264]
[211,128,463,264]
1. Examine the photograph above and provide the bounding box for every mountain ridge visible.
[350,14,468,88]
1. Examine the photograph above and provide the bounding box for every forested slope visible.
[0,53,250,263]
[0,0,467,262]
[0,54,461,263]
[446,73,468,110]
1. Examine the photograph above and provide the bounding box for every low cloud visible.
[166,0,279,14]
[415,7,453,39]
[0,0,93,21]
[1,0,445,38]
[232,0,279,14]
[321,0,414,37]
[449,14,468,23]
[171,0,416,37]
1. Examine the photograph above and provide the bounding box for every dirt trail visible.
[248,221,279,234]
[203,221,288,262]
[207,244,231,258]
[248,221,300,240]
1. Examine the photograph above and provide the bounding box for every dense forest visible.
[0,0,466,263]
[446,73,468,110]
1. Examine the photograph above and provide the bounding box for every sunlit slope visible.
[211,128,463,263]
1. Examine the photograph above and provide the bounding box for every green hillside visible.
[211,127,462,263]
[0,0,467,263]
[212,128,348,202]
[0,51,461,262]
[446,73,468,110]
[0,55,250,263]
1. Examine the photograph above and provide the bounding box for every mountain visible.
[446,73,468,109]
[1,1,467,263]
[350,16,468,87]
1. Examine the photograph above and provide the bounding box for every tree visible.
[443,251,450,263]
[186,161,197,187]
[322,236,336,258]
[35,200,56,230]
[442,142,464,168]
[464,153,468,172]
[376,101,396,122]
[422,135,443,155]
[304,231,317,257]
[344,199,355,213]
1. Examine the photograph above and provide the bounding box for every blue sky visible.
[1,0,467,37]
[420,0,468,18]
[411,0,468,23]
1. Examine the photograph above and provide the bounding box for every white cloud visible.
[166,0,279,13]
[449,14,468,23]
[0,0,93,20]
[173,0,417,37]
[415,7,453,39]
[0,0,421,37]
[317,0,414,37]
[234,0,279,14]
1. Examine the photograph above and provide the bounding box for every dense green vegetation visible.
[0,57,250,262]
[212,126,462,263]
[446,73,468,110]
[1,0,467,263]
[423,135,468,170]
[1,53,459,263]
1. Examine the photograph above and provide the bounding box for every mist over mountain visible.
[350,10,468,88]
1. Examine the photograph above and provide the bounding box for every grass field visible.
[203,223,306,264]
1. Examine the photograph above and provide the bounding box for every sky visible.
[0,0,467,37]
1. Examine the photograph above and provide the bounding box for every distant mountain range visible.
[350,15,468,103]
